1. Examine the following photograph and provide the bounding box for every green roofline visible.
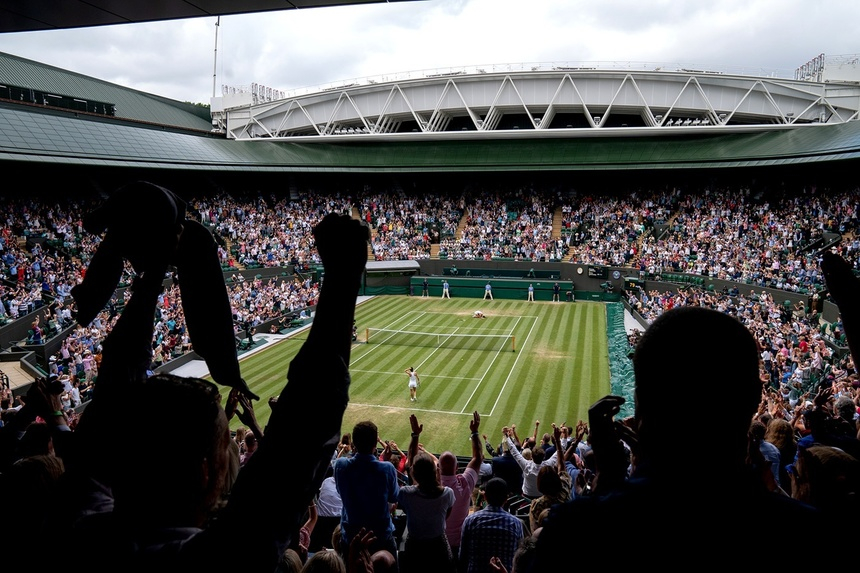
[2,104,860,172]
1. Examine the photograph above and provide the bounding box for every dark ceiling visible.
[0,0,418,34]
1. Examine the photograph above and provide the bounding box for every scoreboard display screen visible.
[587,266,608,279]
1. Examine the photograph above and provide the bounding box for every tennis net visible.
[365,328,515,352]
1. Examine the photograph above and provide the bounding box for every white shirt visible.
[507,437,558,497]
[316,476,343,518]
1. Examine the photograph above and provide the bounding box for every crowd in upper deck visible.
[2,181,859,376]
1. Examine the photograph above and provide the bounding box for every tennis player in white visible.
[405,366,420,402]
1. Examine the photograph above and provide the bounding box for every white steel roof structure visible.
[216,64,860,141]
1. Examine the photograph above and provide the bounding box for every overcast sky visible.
[0,0,857,104]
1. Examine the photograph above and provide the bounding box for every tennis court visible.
[342,296,610,455]
[350,310,536,416]
[228,295,611,456]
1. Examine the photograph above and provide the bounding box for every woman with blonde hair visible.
[764,418,797,488]
[335,432,352,459]
[301,549,346,573]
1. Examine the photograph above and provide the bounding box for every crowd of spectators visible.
[438,186,562,261]
[2,189,860,571]
[630,283,843,378]
[200,192,354,269]
[357,191,463,261]
[9,185,847,406]
[560,189,665,266]
[228,274,319,327]
[637,186,860,291]
[4,183,860,406]
[1,191,330,385]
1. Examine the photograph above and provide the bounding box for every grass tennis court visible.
[227,296,611,456]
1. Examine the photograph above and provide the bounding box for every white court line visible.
[350,311,427,366]
[350,368,481,381]
[487,315,541,417]
[458,315,524,413]
[349,402,476,416]
[413,327,461,373]
[420,311,539,319]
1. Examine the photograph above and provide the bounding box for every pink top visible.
[440,467,478,547]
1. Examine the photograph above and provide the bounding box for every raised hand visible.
[489,556,508,573]
[225,387,241,421]
[313,213,370,277]
[410,414,423,436]
[347,527,377,573]
[588,395,628,494]
[470,410,480,433]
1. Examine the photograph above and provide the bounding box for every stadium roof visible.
[0,28,858,175]
[0,51,213,130]
[0,0,419,34]
[2,100,860,172]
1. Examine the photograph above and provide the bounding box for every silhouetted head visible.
[352,421,378,454]
[411,452,442,494]
[633,307,762,468]
[484,477,508,507]
[111,373,229,528]
[371,550,397,573]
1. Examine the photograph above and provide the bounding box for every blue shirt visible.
[460,505,523,573]
[334,452,399,543]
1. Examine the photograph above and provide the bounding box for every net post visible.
[366,328,369,343]
[512,335,516,352]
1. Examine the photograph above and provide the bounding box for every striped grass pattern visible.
[226,295,610,457]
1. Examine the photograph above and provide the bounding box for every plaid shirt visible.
[459,505,524,573]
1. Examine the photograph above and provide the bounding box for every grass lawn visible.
[225,295,610,457]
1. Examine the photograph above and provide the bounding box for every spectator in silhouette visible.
[56,208,370,573]
[531,307,819,567]
[489,429,524,496]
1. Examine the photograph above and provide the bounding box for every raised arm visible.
[213,213,370,571]
[553,425,565,475]
[407,414,423,473]
[509,423,521,449]
[466,411,483,474]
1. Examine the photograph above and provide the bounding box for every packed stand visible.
[562,188,670,266]
[200,192,354,269]
[357,191,463,260]
[635,186,860,292]
[438,186,560,262]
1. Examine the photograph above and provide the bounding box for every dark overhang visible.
[0,0,421,34]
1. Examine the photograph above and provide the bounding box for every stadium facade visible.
[1,50,860,187]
